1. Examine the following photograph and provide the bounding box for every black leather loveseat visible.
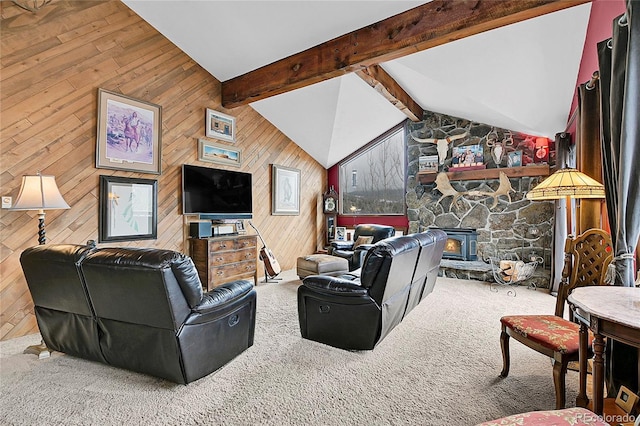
[20,243,256,384]
[298,229,446,350]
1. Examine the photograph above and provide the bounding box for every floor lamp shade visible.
[526,168,606,201]
[12,174,70,245]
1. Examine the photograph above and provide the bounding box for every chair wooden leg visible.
[552,359,568,409]
[499,328,510,378]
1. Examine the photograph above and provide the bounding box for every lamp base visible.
[24,340,51,359]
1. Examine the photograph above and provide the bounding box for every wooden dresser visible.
[188,235,258,291]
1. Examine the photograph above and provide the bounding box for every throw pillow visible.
[353,236,374,249]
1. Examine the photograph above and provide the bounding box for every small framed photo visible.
[236,220,246,234]
[198,139,242,167]
[96,89,162,174]
[508,150,523,167]
[271,164,300,216]
[419,155,439,173]
[615,385,639,414]
[335,227,347,241]
[99,175,157,243]
[206,109,236,143]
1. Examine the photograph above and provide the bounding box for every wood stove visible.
[433,227,478,261]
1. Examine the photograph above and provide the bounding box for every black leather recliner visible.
[329,224,395,271]
[21,244,256,384]
[298,229,447,350]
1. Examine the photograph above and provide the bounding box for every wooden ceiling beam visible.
[221,0,589,108]
[356,65,423,122]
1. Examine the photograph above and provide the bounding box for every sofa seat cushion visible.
[475,407,610,426]
[500,315,592,354]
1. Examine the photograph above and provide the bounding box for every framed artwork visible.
[419,155,439,173]
[198,139,242,167]
[271,164,300,216]
[99,175,157,242]
[335,227,347,241]
[508,150,523,167]
[452,144,484,167]
[206,109,236,143]
[96,89,162,174]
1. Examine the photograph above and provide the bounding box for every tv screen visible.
[182,164,253,219]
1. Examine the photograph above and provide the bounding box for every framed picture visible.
[452,144,484,167]
[335,227,347,241]
[99,175,157,242]
[271,164,300,215]
[508,150,523,167]
[419,155,439,173]
[206,109,236,143]
[96,89,162,174]
[198,139,242,167]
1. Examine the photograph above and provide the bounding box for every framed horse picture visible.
[96,89,162,174]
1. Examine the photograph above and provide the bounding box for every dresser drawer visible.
[211,260,256,284]
[208,248,255,265]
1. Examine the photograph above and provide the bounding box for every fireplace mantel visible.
[417,164,550,184]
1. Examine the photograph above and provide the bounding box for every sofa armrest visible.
[331,240,354,251]
[194,279,254,313]
[302,275,368,296]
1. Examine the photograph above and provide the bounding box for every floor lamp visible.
[11,172,70,358]
[526,168,606,235]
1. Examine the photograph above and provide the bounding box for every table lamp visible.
[11,173,70,245]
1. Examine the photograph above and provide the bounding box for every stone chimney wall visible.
[405,111,554,288]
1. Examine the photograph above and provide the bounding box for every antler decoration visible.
[434,171,515,211]
[411,132,468,165]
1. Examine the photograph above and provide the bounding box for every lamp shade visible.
[12,174,70,210]
[526,168,606,201]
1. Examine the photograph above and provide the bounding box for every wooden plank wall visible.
[0,0,326,341]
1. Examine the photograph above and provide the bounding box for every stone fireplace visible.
[436,227,478,261]
[406,111,554,288]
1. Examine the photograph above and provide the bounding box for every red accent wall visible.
[567,0,626,134]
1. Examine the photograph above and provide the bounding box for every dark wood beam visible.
[356,65,423,121]
[222,0,590,108]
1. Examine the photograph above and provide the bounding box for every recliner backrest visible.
[21,244,95,316]
[81,248,197,331]
[353,224,395,244]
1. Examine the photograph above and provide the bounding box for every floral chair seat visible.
[476,407,610,426]
[500,314,593,354]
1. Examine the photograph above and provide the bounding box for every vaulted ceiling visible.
[122,0,593,168]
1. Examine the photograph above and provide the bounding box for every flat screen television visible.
[182,164,253,219]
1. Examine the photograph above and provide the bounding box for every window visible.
[339,123,406,215]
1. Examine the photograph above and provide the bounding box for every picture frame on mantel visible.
[271,164,300,216]
[95,88,162,175]
[99,175,157,243]
[205,109,236,143]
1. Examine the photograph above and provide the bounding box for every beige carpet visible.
[0,271,579,425]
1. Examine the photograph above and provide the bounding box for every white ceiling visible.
[123,1,593,168]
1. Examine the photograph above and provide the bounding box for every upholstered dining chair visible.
[498,228,613,409]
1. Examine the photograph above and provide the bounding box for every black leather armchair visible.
[298,229,447,350]
[21,244,256,384]
[329,224,395,271]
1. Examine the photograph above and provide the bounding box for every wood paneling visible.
[0,0,326,341]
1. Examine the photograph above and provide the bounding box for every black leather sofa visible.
[329,224,396,271]
[20,244,256,384]
[298,229,447,350]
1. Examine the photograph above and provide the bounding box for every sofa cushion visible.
[353,235,374,249]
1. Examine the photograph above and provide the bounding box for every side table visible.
[568,286,640,416]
